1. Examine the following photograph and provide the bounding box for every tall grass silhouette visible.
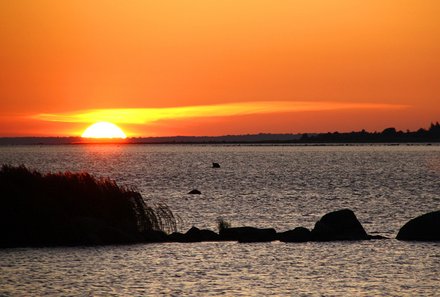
[0,165,177,246]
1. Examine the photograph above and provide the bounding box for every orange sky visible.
[0,0,439,136]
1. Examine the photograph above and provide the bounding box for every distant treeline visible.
[0,122,439,145]
[297,122,440,143]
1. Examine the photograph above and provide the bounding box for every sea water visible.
[0,144,439,296]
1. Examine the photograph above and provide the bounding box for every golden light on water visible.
[81,122,127,139]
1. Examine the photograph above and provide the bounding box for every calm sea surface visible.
[0,144,439,296]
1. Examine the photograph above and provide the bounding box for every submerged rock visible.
[278,227,311,242]
[396,211,440,241]
[188,189,202,195]
[220,227,277,242]
[311,209,369,241]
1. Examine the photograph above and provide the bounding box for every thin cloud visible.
[33,101,409,124]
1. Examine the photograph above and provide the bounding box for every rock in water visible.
[184,226,220,242]
[278,227,311,242]
[396,211,440,241]
[188,189,201,194]
[220,227,276,242]
[212,163,221,168]
[311,209,369,241]
[167,232,186,242]
[143,230,168,243]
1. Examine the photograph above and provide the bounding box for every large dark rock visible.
[212,163,221,168]
[220,227,277,242]
[396,211,440,241]
[311,209,369,241]
[278,227,311,242]
[188,189,202,195]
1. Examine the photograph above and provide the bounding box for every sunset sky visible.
[1,1,439,137]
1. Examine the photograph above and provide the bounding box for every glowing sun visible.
[81,122,127,139]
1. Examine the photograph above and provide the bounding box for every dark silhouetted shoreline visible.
[1,166,438,248]
[0,122,439,145]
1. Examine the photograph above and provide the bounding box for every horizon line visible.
[0,121,438,139]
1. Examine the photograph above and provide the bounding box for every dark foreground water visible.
[0,144,439,296]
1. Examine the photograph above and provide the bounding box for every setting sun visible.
[81,122,127,139]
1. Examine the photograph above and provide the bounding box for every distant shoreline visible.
[1,122,439,145]
[0,139,439,146]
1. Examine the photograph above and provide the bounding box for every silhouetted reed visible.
[216,217,231,233]
[0,165,176,246]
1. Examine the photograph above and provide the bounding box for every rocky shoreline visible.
[1,165,438,248]
[146,209,438,244]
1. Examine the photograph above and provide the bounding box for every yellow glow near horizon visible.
[81,122,127,139]
[34,101,408,126]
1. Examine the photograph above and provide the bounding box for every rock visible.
[220,227,277,242]
[167,227,219,242]
[212,163,221,168]
[167,232,187,242]
[143,230,168,242]
[188,189,201,195]
[278,227,311,242]
[185,226,220,242]
[396,211,440,241]
[311,209,369,241]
